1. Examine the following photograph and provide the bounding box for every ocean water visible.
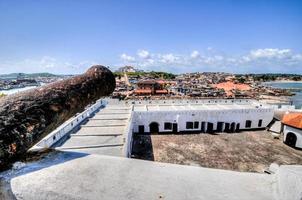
[0,86,38,95]
[263,82,302,108]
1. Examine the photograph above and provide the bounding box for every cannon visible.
[0,65,116,170]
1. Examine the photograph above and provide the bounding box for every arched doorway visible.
[236,123,240,132]
[230,122,236,133]
[224,123,230,133]
[285,132,297,147]
[206,122,214,133]
[216,122,224,132]
[149,122,159,134]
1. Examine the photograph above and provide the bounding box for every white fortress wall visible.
[123,106,135,157]
[125,98,256,106]
[283,125,302,148]
[132,107,274,133]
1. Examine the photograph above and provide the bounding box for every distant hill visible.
[0,73,61,79]
[114,71,176,80]
[115,66,143,73]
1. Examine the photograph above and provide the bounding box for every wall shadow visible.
[131,133,154,161]
[0,150,89,199]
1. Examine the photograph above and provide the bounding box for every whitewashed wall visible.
[132,107,274,133]
[125,98,255,106]
[123,106,134,157]
[30,99,107,150]
[283,125,302,148]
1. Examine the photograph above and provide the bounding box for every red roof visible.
[137,80,156,85]
[134,89,152,94]
[213,81,251,91]
[156,80,165,85]
[155,89,168,94]
[282,113,302,129]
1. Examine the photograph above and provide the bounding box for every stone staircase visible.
[55,104,132,157]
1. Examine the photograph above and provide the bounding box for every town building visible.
[134,80,168,95]
[129,99,273,134]
[282,113,302,148]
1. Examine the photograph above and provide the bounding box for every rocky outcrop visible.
[0,65,115,170]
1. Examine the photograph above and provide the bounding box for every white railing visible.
[270,104,302,111]
[30,99,107,150]
[123,105,134,157]
[124,98,254,106]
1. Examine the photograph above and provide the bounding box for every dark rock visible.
[0,65,115,170]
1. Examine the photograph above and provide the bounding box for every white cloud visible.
[249,48,291,59]
[207,47,213,51]
[160,54,179,63]
[120,53,135,62]
[118,48,302,73]
[190,50,200,59]
[0,56,99,74]
[137,50,150,59]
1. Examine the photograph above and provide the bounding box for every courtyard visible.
[131,130,302,172]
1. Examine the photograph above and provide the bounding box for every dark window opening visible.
[236,123,240,132]
[206,122,214,133]
[224,123,230,132]
[194,121,199,129]
[172,123,178,132]
[149,122,159,133]
[245,120,252,128]
[217,122,224,132]
[285,132,297,147]
[186,122,193,129]
[138,125,144,134]
[201,122,206,132]
[230,122,236,132]
[258,119,263,127]
[164,122,172,130]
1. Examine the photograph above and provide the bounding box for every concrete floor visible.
[132,130,302,172]
[1,152,276,200]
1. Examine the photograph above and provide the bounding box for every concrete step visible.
[71,133,123,137]
[59,135,123,148]
[104,108,131,110]
[76,126,125,134]
[60,146,124,156]
[87,119,128,122]
[81,124,126,127]
[91,113,130,119]
[96,112,131,115]
[56,143,124,150]
[98,110,131,114]
[82,119,127,126]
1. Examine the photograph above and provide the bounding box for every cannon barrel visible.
[0,65,116,169]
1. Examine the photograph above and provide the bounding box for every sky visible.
[0,0,301,74]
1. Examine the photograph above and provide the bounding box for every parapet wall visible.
[0,65,116,170]
[275,165,302,200]
[124,98,255,105]
[30,99,107,150]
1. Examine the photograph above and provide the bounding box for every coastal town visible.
[1,65,301,106]
[112,66,300,105]
[0,73,70,91]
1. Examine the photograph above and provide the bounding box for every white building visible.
[125,99,274,134]
[282,113,302,148]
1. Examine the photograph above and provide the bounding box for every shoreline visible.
[263,80,302,83]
